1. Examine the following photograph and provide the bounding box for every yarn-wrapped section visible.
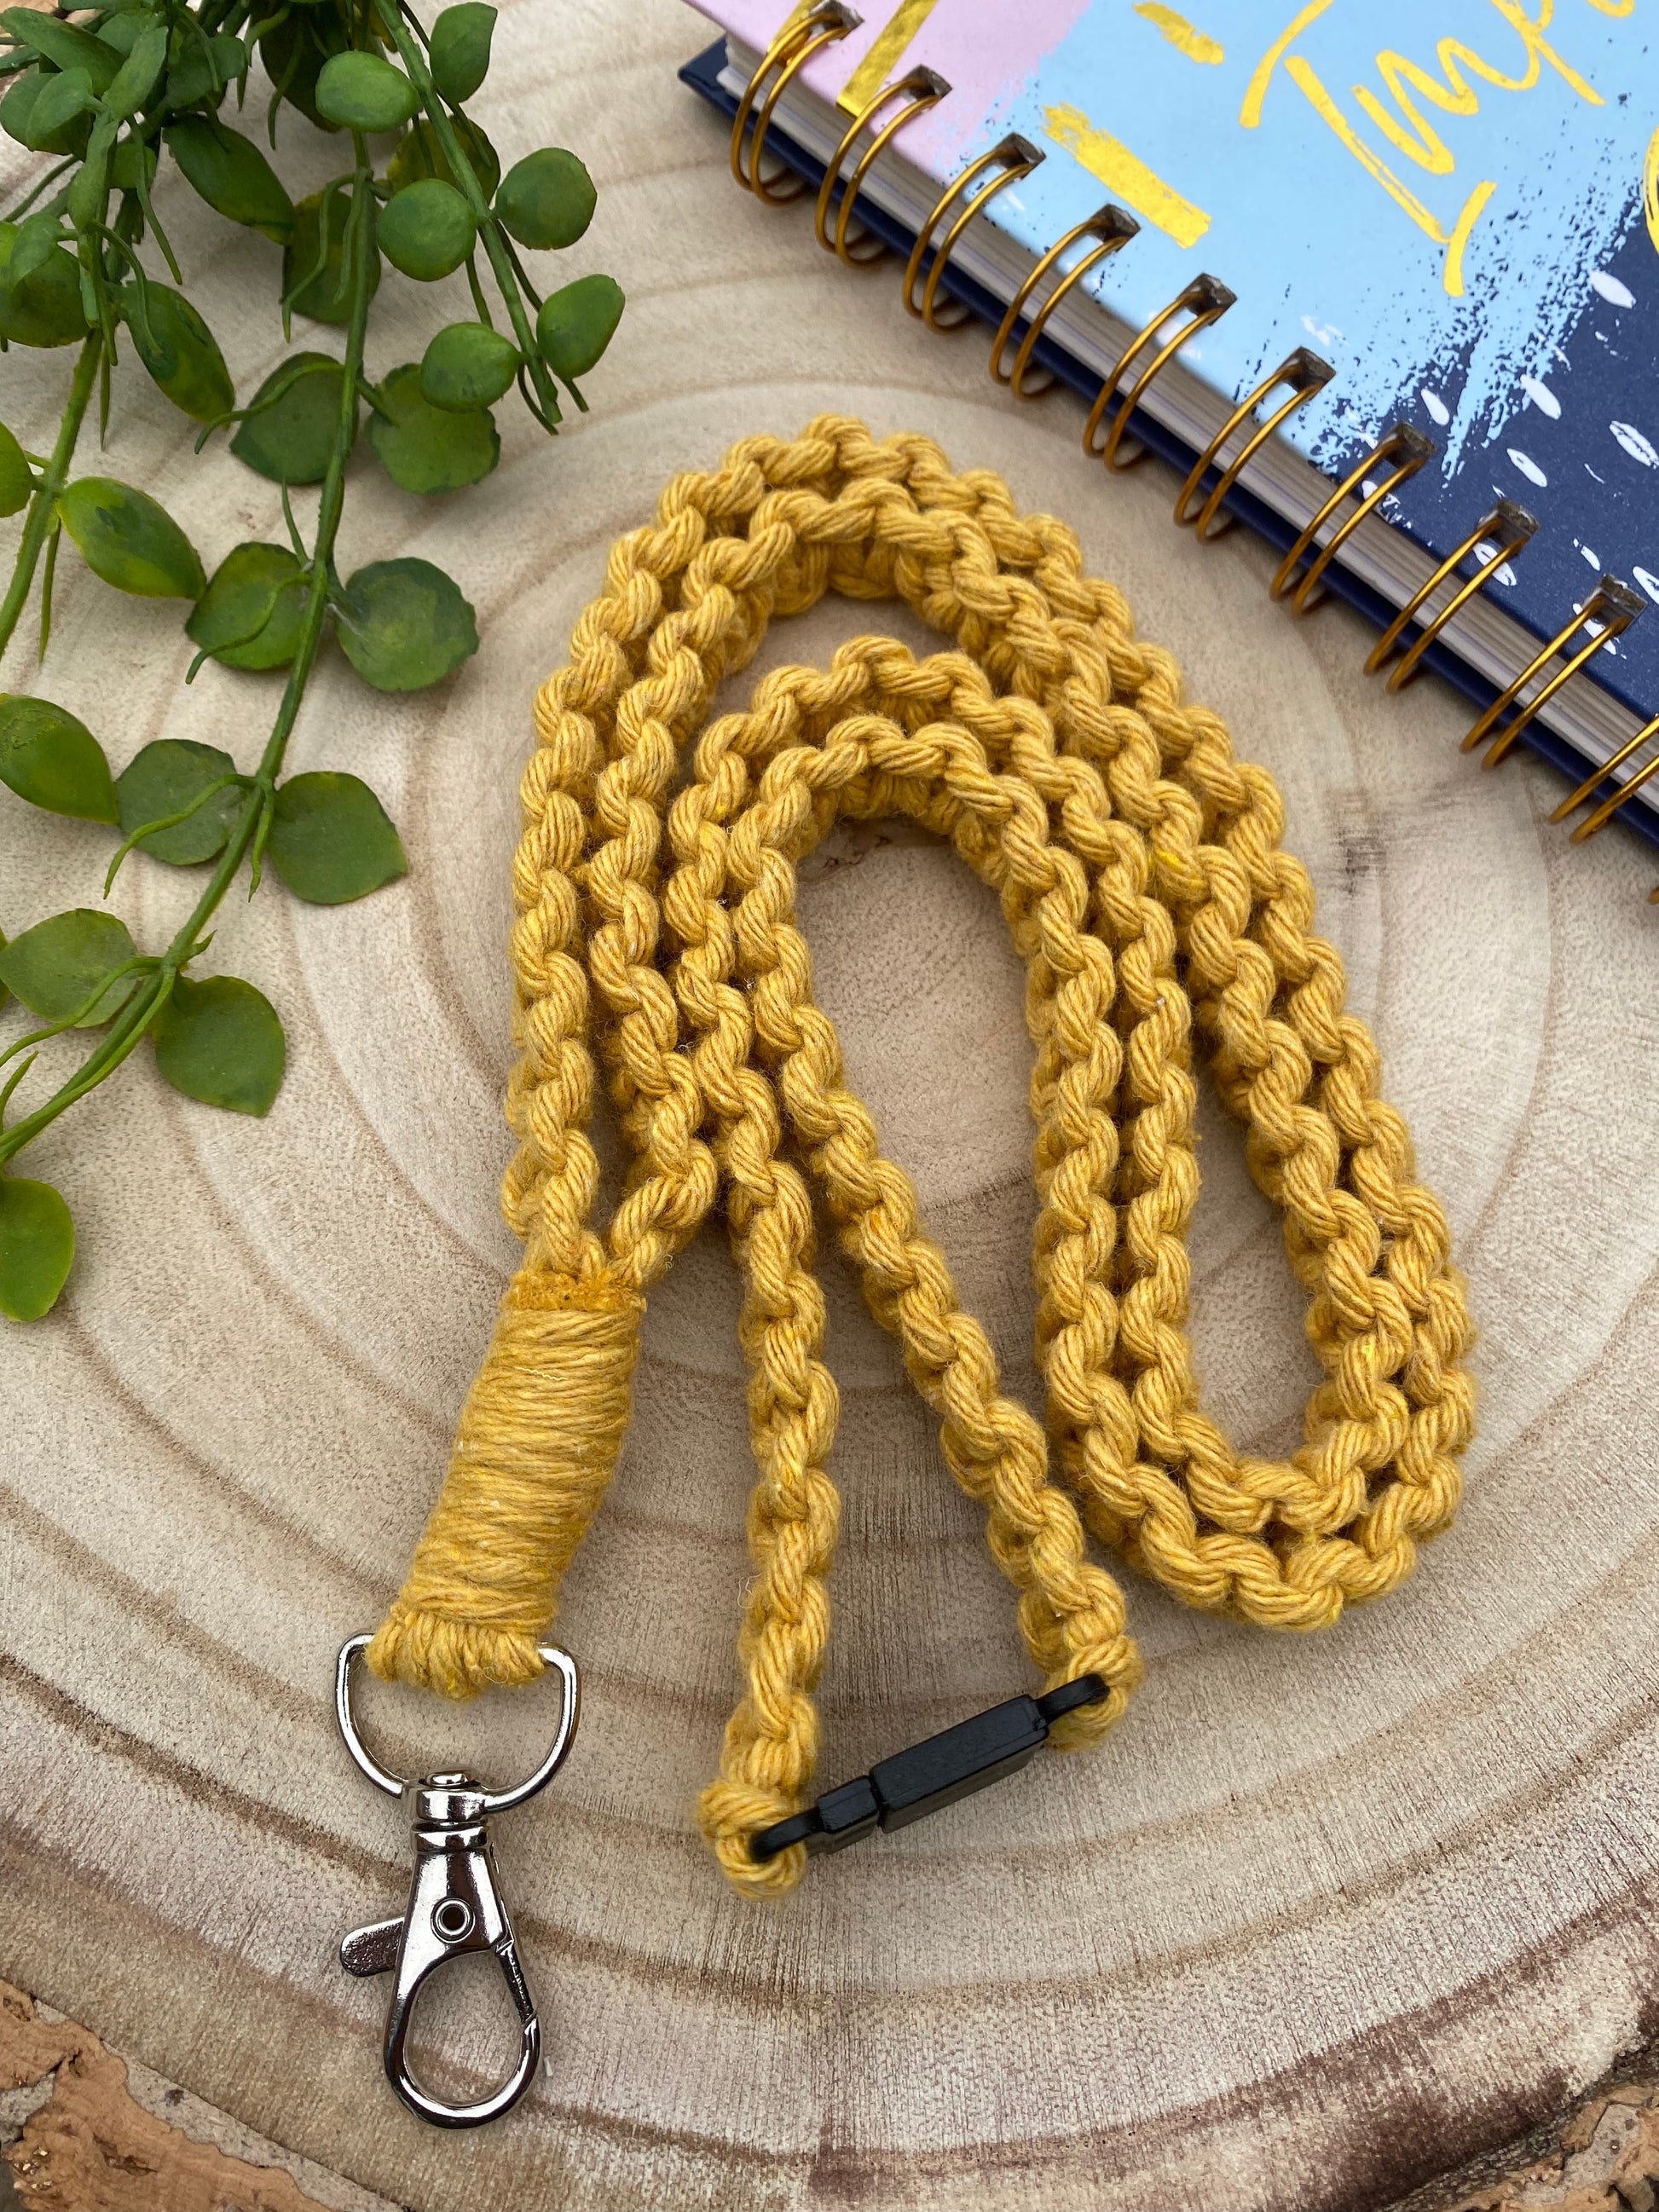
[375,415,1476,1897]
[368,1271,642,1696]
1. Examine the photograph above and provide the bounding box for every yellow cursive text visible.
[1243,0,1616,294]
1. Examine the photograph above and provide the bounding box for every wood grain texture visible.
[3,5,1659,2208]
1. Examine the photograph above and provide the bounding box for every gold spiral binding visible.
[903,133,1043,331]
[1462,575,1646,765]
[816,66,950,266]
[1549,714,1659,900]
[731,1,859,205]
[1364,499,1538,693]
[723,57,1656,895]
[1083,274,1235,471]
[988,205,1140,399]
[1269,424,1435,615]
[1174,347,1334,541]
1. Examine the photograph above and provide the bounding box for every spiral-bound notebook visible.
[679,0,1659,865]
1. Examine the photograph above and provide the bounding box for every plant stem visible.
[0,144,379,1171]
[2,110,210,670]
[0,331,101,666]
[3,155,74,223]
[367,0,561,424]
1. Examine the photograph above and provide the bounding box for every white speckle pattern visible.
[1508,449,1548,488]
[1581,546,1602,568]
[1610,422,1659,468]
[1634,567,1659,606]
[1301,314,1342,346]
[1475,541,1518,587]
[1591,271,1637,309]
[1420,389,1450,427]
[1521,377,1562,419]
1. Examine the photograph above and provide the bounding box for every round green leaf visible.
[335,557,478,692]
[152,973,286,1117]
[9,214,65,295]
[0,696,118,822]
[186,542,308,671]
[0,908,140,1025]
[283,186,379,326]
[0,67,90,159]
[121,283,235,424]
[535,273,623,384]
[429,2,495,103]
[115,738,240,864]
[56,476,205,599]
[0,218,89,348]
[0,1177,74,1322]
[96,11,153,59]
[165,116,293,242]
[0,9,120,92]
[494,147,595,251]
[315,50,416,132]
[161,31,244,111]
[104,20,169,118]
[28,68,98,147]
[366,363,499,495]
[267,771,408,904]
[229,353,352,485]
[378,178,476,282]
[388,115,500,199]
[419,321,519,411]
[0,68,38,149]
[0,420,32,517]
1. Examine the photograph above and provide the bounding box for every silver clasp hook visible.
[334,1632,580,2129]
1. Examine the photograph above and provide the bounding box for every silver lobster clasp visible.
[334,1633,580,2129]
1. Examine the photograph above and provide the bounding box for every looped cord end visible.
[366,1610,549,1697]
[697,1779,812,1899]
[368,1271,645,1699]
[1042,1666,1131,1751]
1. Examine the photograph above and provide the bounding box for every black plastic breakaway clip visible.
[749,1674,1108,1862]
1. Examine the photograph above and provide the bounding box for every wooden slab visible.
[4,4,1659,2208]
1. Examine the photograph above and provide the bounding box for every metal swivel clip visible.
[333,1633,580,2129]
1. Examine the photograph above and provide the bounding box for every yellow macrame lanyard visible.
[364,416,1476,1903]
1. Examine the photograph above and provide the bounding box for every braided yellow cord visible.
[368,417,1476,1897]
